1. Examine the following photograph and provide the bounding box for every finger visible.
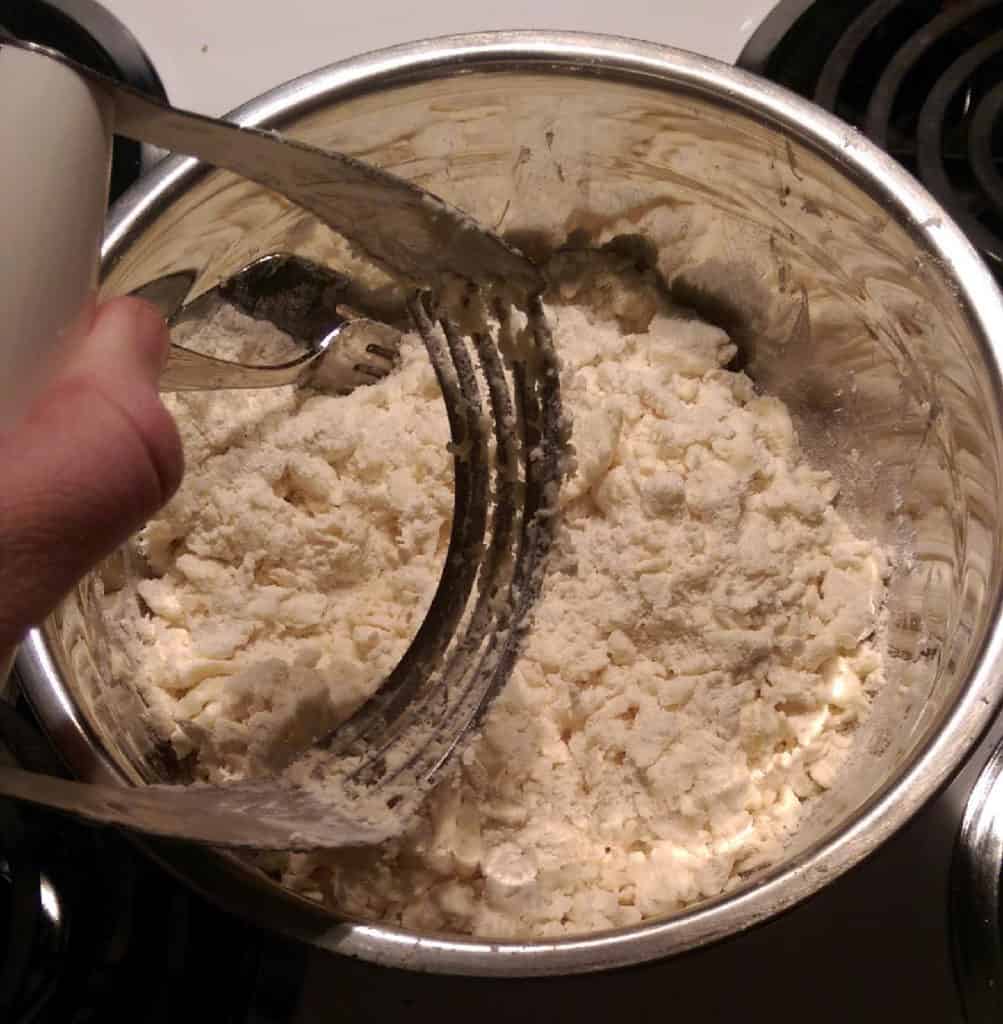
[0,297,183,649]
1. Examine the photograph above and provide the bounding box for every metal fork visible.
[132,254,403,395]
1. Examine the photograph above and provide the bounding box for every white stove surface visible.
[101,0,777,114]
[97,3,997,1020]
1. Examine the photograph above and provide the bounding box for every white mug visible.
[0,41,113,431]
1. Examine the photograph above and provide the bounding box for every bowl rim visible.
[18,29,1003,976]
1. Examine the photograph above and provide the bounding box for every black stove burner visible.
[0,0,167,201]
[738,0,1003,274]
[0,700,307,1023]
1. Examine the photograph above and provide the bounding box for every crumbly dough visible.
[108,305,452,782]
[108,258,886,939]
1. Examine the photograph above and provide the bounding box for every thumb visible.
[0,297,183,651]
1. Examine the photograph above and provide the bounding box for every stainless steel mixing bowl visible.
[16,32,1003,976]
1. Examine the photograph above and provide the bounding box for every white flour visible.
[107,255,886,938]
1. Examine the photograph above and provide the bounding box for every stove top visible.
[95,0,778,116]
[738,0,1003,276]
[7,2,1003,1021]
[0,698,308,1023]
[1,807,307,1023]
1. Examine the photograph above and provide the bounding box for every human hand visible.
[0,297,183,658]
